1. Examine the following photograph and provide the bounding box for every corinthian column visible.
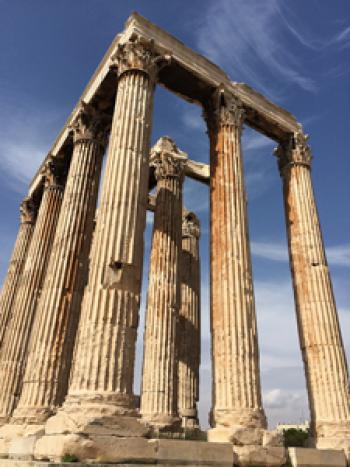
[11,103,109,425]
[0,197,37,347]
[46,38,170,428]
[178,211,201,430]
[140,137,187,431]
[0,158,65,423]
[205,87,266,443]
[276,130,350,451]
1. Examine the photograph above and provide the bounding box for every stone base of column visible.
[180,408,200,431]
[3,392,152,461]
[315,422,350,463]
[3,413,150,461]
[2,447,350,467]
[11,408,53,426]
[34,438,235,465]
[315,420,350,460]
[208,407,267,444]
[0,417,10,427]
[63,392,139,417]
[139,413,181,436]
[0,424,45,459]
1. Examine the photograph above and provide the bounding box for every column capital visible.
[41,155,67,190]
[275,128,312,175]
[70,102,110,147]
[182,211,200,239]
[204,86,245,133]
[20,197,37,224]
[111,35,171,82]
[150,136,188,181]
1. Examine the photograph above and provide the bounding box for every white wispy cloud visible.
[326,244,350,267]
[182,107,205,131]
[0,103,65,193]
[252,241,288,262]
[251,241,350,268]
[243,128,276,199]
[195,0,317,98]
[195,0,350,100]
[244,131,275,153]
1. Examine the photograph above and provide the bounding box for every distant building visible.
[276,421,310,432]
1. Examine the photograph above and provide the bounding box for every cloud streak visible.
[0,103,65,193]
[195,0,317,98]
[251,241,350,268]
[195,0,350,100]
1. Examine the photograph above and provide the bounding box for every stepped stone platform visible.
[0,442,348,467]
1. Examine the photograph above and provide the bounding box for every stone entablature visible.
[28,13,299,199]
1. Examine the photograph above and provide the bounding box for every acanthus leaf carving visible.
[41,155,67,190]
[20,197,37,224]
[110,35,171,82]
[204,86,245,133]
[70,102,110,147]
[275,126,312,175]
[182,211,200,239]
[150,136,187,180]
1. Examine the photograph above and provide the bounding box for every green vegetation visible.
[61,453,79,463]
[283,427,309,447]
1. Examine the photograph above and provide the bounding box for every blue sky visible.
[0,0,349,428]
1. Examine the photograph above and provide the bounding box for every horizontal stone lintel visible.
[28,12,298,197]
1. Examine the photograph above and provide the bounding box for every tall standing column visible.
[140,137,187,431]
[49,38,169,423]
[0,158,65,423]
[0,197,37,347]
[205,87,266,443]
[276,130,350,451]
[11,103,109,425]
[178,211,201,430]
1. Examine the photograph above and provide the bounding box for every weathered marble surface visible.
[140,137,187,430]
[277,131,350,451]
[0,158,66,424]
[206,87,266,442]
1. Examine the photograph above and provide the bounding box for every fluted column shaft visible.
[278,132,350,445]
[62,39,166,416]
[0,198,37,347]
[178,212,201,429]
[0,159,65,423]
[140,138,186,429]
[12,105,108,424]
[206,89,266,436]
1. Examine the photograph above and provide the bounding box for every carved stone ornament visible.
[41,155,67,189]
[20,197,37,224]
[182,211,200,239]
[204,86,245,133]
[111,35,171,81]
[70,102,110,147]
[275,126,312,175]
[150,136,188,180]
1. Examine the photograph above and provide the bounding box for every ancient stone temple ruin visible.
[0,12,349,467]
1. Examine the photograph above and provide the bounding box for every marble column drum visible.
[11,103,109,425]
[178,211,201,430]
[277,131,350,450]
[140,137,187,430]
[52,38,170,424]
[205,88,266,442]
[0,197,37,347]
[0,158,65,424]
